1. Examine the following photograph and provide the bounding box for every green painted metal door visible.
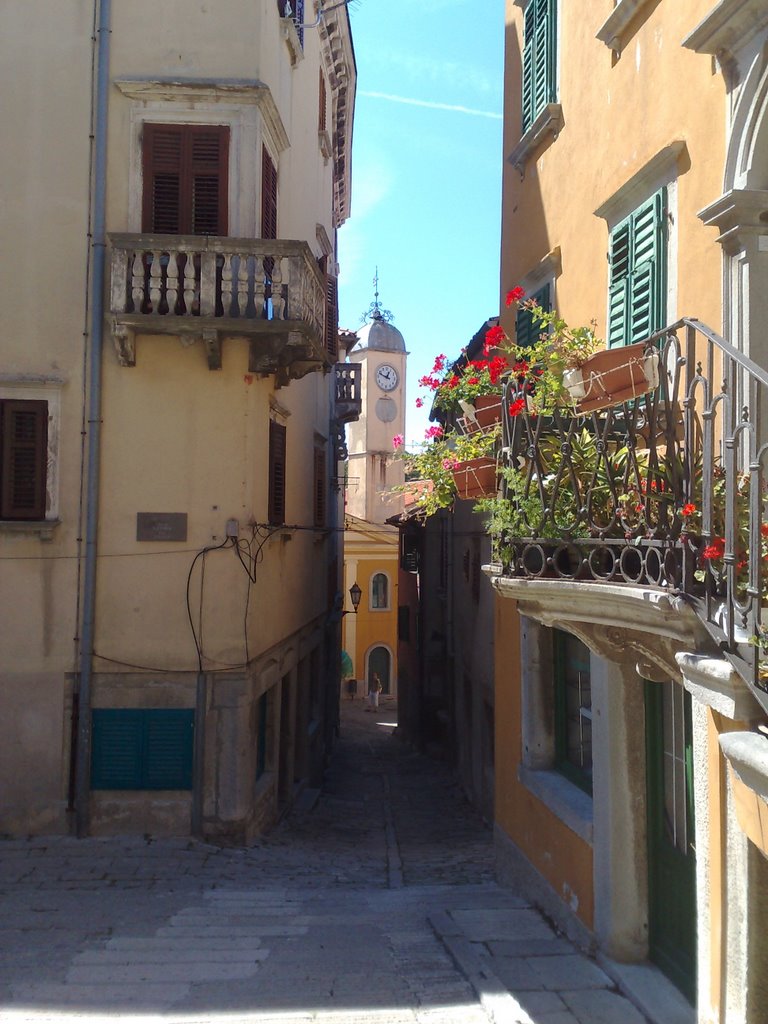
[645,680,696,1004]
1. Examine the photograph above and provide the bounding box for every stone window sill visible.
[518,764,594,844]
[0,518,61,541]
[596,0,656,51]
[508,103,563,175]
[319,129,332,161]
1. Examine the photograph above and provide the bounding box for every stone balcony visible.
[109,233,328,382]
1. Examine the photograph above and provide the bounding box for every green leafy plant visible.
[393,424,500,517]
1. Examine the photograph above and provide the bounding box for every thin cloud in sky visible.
[360,90,502,120]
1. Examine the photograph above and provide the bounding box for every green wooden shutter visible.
[522,0,556,134]
[515,283,551,349]
[608,189,667,348]
[91,709,194,790]
[0,399,48,520]
[143,710,194,789]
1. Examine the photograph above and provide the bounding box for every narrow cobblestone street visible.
[0,699,648,1024]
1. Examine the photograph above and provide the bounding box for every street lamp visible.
[349,582,362,614]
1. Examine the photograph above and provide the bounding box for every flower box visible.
[451,457,497,500]
[562,343,660,413]
[460,395,503,434]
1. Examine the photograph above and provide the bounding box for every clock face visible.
[375,364,399,391]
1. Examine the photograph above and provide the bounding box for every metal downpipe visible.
[75,0,112,837]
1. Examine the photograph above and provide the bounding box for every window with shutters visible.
[515,283,551,348]
[261,146,278,240]
[0,399,48,521]
[142,123,229,235]
[521,0,557,135]
[91,708,194,790]
[319,71,327,133]
[313,446,327,528]
[608,189,667,348]
[268,420,287,525]
[325,274,339,358]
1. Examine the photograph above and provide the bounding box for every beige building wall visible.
[0,0,355,839]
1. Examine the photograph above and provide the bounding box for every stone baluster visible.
[199,251,216,318]
[254,256,266,319]
[182,249,196,316]
[148,250,162,313]
[131,250,146,313]
[165,248,179,316]
[237,254,249,317]
[221,253,233,317]
[271,256,285,320]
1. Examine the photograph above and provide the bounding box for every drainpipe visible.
[75,0,112,837]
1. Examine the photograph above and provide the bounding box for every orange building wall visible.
[495,598,595,931]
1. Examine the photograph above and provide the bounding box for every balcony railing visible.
[499,319,768,709]
[109,234,327,379]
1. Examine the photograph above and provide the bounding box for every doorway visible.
[367,646,391,695]
[644,679,697,1004]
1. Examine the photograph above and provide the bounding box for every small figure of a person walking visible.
[367,673,382,711]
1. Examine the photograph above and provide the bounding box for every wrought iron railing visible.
[499,319,768,704]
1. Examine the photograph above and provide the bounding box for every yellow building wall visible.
[501,0,726,344]
[343,547,399,693]
[495,599,595,931]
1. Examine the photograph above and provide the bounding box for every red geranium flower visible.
[509,398,526,417]
[505,286,526,307]
[484,325,505,348]
[681,503,697,517]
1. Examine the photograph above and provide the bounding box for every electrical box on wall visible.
[226,518,239,537]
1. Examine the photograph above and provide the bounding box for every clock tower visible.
[345,303,407,525]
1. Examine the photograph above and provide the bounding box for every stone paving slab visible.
[0,701,660,1024]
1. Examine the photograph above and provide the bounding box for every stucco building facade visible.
[494,2,768,1022]
[0,0,357,843]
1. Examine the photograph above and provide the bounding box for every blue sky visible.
[338,0,504,446]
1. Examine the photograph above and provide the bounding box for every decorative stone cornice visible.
[519,247,562,294]
[594,141,687,225]
[508,103,563,175]
[486,572,716,680]
[677,652,763,720]
[318,9,356,227]
[698,188,768,252]
[719,731,768,800]
[683,0,768,59]
[596,0,656,52]
[114,78,290,152]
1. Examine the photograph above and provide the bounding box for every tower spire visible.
[361,266,394,323]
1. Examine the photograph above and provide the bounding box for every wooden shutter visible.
[142,123,229,235]
[319,71,327,133]
[608,189,666,347]
[268,420,287,525]
[261,147,278,240]
[313,446,327,528]
[0,399,47,520]
[515,283,550,349]
[522,0,555,133]
[91,709,193,790]
[325,274,339,358]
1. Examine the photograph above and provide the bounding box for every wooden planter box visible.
[460,395,502,434]
[563,343,660,413]
[451,457,497,499]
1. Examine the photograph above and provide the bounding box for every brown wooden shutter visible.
[142,123,229,235]
[268,420,286,525]
[319,72,327,133]
[313,446,326,528]
[0,400,48,520]
[261,147,278,240]
[324,274,338,358]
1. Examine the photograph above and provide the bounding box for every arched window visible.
[371,572,389,610]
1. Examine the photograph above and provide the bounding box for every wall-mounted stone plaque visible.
[136,513,188,542]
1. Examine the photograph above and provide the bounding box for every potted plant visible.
[393,423,500,515]
[417,350,510,429]
[492,289,660,417]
